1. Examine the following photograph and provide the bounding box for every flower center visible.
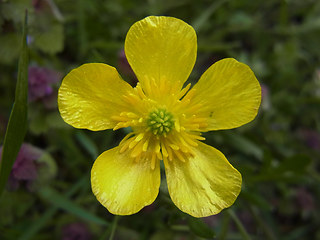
[147,109,174,136]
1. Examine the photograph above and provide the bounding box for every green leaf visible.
[0,0,32,23]
[0,33,21,64]
[38,187,108,225]
[18,175,90,240]
[241,190,271,210]
[29,109,48,134]
[274,154,312,175]
[192,0,230,32]
[150,231,174,240]
[224,133,263,160]
[35,153,57,182]
[76,131,99,159]
[29,110,65,135]
[227,209,252,240]
[249,206,277,240]
[247,154,312,183]
[187,216,215,239]
[33,23,64,54]
[0,11,28,198]
[18,207,56,240]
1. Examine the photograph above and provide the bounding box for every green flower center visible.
[147,109,174,136]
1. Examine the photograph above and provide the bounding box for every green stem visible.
[77,0,87,58]
[171,225,190,232]
[19,174,89,240]
[219,211,231,240]
[249,206,277,240]
[109,216,120,240]
[227,209,252,240]
[280,0,288,28]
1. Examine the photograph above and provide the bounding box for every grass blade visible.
[18,175,89,240]
[227,209,252,240]
[109,216,119,240]
[0,11,29,197]
[192,0,230,32]
[38,187,108,225]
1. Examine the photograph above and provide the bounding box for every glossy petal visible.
[91,147,161,215]
[125,16,197,96]
[165,142,242,217]
[58,63,133,131]
[188,58,261,131]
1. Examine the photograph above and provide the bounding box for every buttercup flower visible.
[58,16,261,217]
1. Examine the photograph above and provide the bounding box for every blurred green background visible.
[0,0,320,239]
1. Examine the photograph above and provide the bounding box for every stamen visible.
[185,103,203,114]
[161,142,169,158]
[183,88,196,101]
[178,83,191,99]
[166,144,173,161]
[175,150,186,162]
[129,138,139,149]
[156,152,162,160]
[135,132,144,142]
[119,132,135,145]
[154,141,161,153]
[142,139,149,151]
[151,153,156,170]
[163,155,169,169]
[189,134,206,141]
[136,83,147,100]
[122,93,140,105]
[174,118,181,132]
[183,135,198,147]
[114,83,210,171]
[120,137,135,153]
[130,140,145,158]
[169,143,179,150]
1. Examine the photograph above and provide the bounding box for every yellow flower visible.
[58,16,261,217]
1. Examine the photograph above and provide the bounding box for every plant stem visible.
[219,211,231,240]
[109,216,120,240]
[227,209,252,240]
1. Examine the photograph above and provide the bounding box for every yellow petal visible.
[165,141,242,217]
[125,16,197,97]
[91,147,160,215]
[58,63,133,131]
[188,58,261,131]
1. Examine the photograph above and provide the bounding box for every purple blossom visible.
[298,129,320,150]
[28,66,61,102]
[0,143,43,190]
[62,223,91,240]
[295,187,315,213]
[32,0,47,11]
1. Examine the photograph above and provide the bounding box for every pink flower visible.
[62,223,91,240]
[28,66,61,102]
[298,129,320,151]
[0,143,43,190]
[295,187,315,214]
